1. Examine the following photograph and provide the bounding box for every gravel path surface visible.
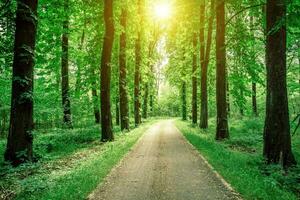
[88,120,241,200]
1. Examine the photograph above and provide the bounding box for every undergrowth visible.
[0,119,157,200]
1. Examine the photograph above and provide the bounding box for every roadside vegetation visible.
[175,118,300,200]
[0,119,157,200]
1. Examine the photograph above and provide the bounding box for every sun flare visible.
[154,3,172,19]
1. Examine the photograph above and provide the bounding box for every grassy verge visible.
[175,118,300,200]
[0,119,157,200]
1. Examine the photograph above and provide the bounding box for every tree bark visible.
[134,0,143,126]
[91,68,100,124]
[240,89,244,116]
[150,93,154,112]
[200,0,215,129]
[250,15,258,117]
[119,7,129,131]
[116,97,120,126]
[92,85,100,124]
[226,73,230,117]
[61,0,72,128]
[215,0,229,140]
[252,82,258,116]
[75,26,86,97]
[100,0,115,142]
[143,83,149,119]
[182,82,187,121]
[5,0,38,166]
[263,0,296,168]
[192,33,198,124]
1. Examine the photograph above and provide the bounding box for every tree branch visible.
[226,4,265,27]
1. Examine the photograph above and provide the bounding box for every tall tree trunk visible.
[5,0,38,166]
[147,33,158,117]
[75,27,86,97]
[119,7,129,131]
[200,0,215,129]
[116,97,120,126]
[192,33,197,124]
[263,0,296,168]
[91,68,100,124]
[252,82,258,116]
[100,0,115,142]
[134,0,143,126]
[298,44,300,84]
[215,0,229,140]
[199,0,206,122]
[182,82,187,121]
[226,74,230,117]
[61,0,72,127]
[150,92,154,113]
[143,83,149,119]
[92,84,100,124]
[250,15,258,117]
[240,89,244,116]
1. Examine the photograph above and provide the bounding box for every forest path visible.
[88,120,240,200]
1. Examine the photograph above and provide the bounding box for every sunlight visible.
[154,3,172,19]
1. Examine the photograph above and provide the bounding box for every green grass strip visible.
[175,119,298,200]
[15,121,156,200]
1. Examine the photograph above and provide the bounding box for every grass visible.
[0,119,157,200]
[175,117,300,200]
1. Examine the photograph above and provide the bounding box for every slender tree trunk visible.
[150,93,153,112]
[91,68,100,124]
[119,7,129,131]
[100,0,115,142]
[240,89,244,116]
[192,33,198,124]
[92,85,100,124]
[298,44,300,84]
[61,0,72,128]
[263,0,296,168]
[5,0,38,166]
[150,80,154,114]
[143,83,149,119]
[134,35,141,126]
[226,74,230,117]
[182,82,187,121]
[250,15,258,117]
[146,35,158,117]
[215,0,229,140]
[252,82,258,116]
[75,27,86,97]
[116,97,120,126]
[200,0,215,129]
[199,0,206,122]
[134,0,143,126]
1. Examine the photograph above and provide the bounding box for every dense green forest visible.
[0,0,299,199]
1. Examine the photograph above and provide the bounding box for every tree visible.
[263,0,296,168]
[119,7,129,131]
[100,0,115,142]
[191,33,197,124]
[215,0,229,140]
[91,68,100,124]
[134,0,143,126]
[200,0,215,129]
[5,0,38,166]
[199,0,205,126]
[182,81,187,120]
[142,83,149,119]
[61,0,73,127]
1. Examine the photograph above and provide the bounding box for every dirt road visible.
[88,120,240,200]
